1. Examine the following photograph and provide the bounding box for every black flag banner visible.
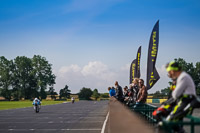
[130,59,136,84]
[135,46,141,79]
[146,20,160,90]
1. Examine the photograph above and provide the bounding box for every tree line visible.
[78,87,109,100]
[0,55,108,101]
[56,86,108,100]
[0,55,56,100]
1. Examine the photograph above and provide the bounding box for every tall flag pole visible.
[146,20,160,90]
[135,46,141,79]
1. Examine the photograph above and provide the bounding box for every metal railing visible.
[161,115,200,133]
[129,103,200,133]
[130,103,157,124]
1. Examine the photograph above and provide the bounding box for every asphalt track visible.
[0,101,109,133]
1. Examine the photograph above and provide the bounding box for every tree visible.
[13,56,33,99]
[0,55,56,100]
[92,89,100,100]
[195,62,200,95]
[32,55,56,99]
[59,85,71,99]
[160,87,170,96]
[49,86,57,100]
[59,89,64,99]
[152,90,164,99]
[100,93,109,98]
[78,87,93,100]
[0,56,13,100]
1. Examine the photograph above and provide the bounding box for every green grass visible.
[0,100,66,110]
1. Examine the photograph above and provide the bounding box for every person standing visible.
[134,79,147,108]
[131,78,139,102]
[115,81,123,102]
[136,79,147,103]
[123,86,129,103]
[108,87,116,97]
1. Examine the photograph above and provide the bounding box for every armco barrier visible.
[146,99,167,104]
[152,99,160,103]
[130,103,200,133]
[161,115,200,133]
[130,104,157,124]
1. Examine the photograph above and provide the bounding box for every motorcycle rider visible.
[166,61,196,121]
[164,61,196,132]
[32,97,41,110]
[71,97,75,104]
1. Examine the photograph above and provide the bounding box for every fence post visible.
[191,119,194,133]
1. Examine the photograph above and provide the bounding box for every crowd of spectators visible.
[108,79,147,107]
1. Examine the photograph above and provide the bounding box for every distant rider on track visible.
[32,98,41,110]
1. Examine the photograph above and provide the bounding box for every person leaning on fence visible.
[115,81,124,102]
[165,61,196,121]
[131,78,139,102]
[123,86,129,102]
[134,79,147,108]
[123,86,129,96]
[164,61,197,133]
[108,87,116,97]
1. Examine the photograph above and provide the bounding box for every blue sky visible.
[0,0,200,93]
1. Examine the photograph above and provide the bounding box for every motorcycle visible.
[34,101,41,113]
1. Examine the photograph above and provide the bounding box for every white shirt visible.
[172,71,196,99]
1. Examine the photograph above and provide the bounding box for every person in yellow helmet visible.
[165,61,196,132]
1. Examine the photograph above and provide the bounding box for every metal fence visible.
[130,103,200,133]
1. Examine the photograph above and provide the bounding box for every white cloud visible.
[54,61,171,94]
[81,61,107,76]
[120,63,130,71]
[54,61,120,93]
[59,64,81,73]
[52,61,172,95]
[157,64,167,77]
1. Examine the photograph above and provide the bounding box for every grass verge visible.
[0,100,65,110]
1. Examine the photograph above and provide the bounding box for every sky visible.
[0,0,200,93]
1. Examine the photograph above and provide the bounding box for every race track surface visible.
[0,101,108,133]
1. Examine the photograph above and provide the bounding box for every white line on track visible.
[0,121,104,123]
[2,129,101,131]
[101,111,109,133]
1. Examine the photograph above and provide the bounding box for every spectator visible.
[115,81,124,102]
[137,79,147,103]
[123,86,129,103]
[123,86,129,97]
[108,87,116,97]
[130,78,139,102]
[134,79,147,108]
